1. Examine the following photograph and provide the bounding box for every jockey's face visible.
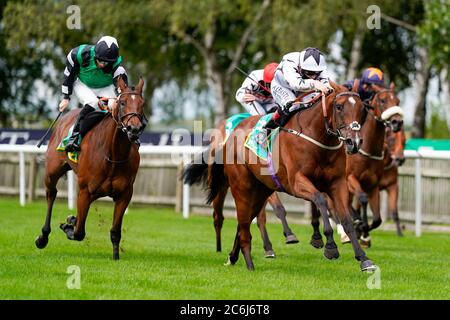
[95,59,109,69]
[301,69,321,80]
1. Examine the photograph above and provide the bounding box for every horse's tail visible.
[182,145,226,205]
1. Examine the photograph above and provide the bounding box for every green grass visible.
[0,197,448,300]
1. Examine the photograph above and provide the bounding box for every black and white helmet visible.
[95,36,119,62]
[299,47,327,72]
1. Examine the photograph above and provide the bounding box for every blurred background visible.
[0,0,449,227]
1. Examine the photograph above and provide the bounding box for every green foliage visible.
[426,102,450,139]
[418,0,450,72]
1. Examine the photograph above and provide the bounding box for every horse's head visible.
[368,82,403,132]
[114,76,148,144]
[386,127,406,166]
[328,81,366,154]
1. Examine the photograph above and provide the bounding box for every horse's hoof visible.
[264,250,276,258]
[66,215,77,226]
[310,237,324,249]
[324,247,340,260]
[35,235,48,249]
[361,260,377,272]
[224,256,233,266]
[285,234,299,244]
[60,223,74,240]
[113,254,120,260]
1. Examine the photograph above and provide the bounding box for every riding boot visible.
[65,104,95,152]
[263,101,294,130]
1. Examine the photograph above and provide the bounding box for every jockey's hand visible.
[243,93,257,102]
[58,99,70,112]
[314,81,332,94]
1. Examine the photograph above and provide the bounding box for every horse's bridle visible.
[364,89,398,128]
[325,91,364,141]
[114,91,148,136]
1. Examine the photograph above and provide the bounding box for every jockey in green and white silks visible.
[58,35,128,152]
[263,47,333,130]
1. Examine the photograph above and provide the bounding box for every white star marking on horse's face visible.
[349,97,356,105]
[131,95,136,101]
[99,36,118,48]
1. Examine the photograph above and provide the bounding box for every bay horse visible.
[356,126,406,236]
[205,119,299,258]
[35,77,147,260]
[345,83,404,247]
[185,81,377,271]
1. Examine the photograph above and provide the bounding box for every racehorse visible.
[354,126,406,237]
[184,81,377,271]
[345,83,404,247]
[202,119,299,258]
[35,77,147,260]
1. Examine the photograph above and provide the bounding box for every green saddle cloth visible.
[56,125,81,163]
[244,113,280,161]
[223,113,251,144]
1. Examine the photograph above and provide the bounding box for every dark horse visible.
[185,81,377,271]
[35,77,146,259]
[346,83,404,247]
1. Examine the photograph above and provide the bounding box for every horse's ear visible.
[329,80,345,93]
[117,75,127,93]
[137,76,145,95]
[390,82,396,92]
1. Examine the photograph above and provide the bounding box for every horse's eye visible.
[380,99,386,104]
[336,104,343,111]
[120,101,125,107]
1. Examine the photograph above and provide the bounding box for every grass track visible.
[0,197,448,299]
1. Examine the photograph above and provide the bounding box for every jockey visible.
[58,35,128,152]
[263,47,332,130]
[235,62,278,115]
[344,67,386,104]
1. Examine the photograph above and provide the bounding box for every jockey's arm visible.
[61,47,80,100]
[282,59,316,92]
[235,70,259,104]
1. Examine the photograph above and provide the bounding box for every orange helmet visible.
[263,62,278,83]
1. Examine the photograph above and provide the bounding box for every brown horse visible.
[35,77,146,259]
[203,119,298,258]
[345,83,404,247]
[185,81,377,271]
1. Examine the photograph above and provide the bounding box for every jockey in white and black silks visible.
[58,35,128,152]
[263,47,333,130]
[235,63,278,116]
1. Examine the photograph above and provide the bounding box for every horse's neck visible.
[104,116,132,161]
[361,114,385,155]
[292,94,338,144]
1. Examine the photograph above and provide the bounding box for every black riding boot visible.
[263,102,293,130]
[65,104,95,152]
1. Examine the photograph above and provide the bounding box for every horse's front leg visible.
[111,188,133,260]
[267,192,299,244]
[291,173,338,260]
[329,178,377,272]
[60,188,91,241]
[256,207,275,258]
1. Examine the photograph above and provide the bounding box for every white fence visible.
[1,144,449,237]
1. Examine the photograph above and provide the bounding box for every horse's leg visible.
[267,192,298,244]
[226,225,241,265]
[291,174,338,259]
[310,202,324,249]
[36,161,70,249]
[213,187,227,252]
[329,178,376,272]
[387,183,403,236]
[368,188,382,231]
[256,206,275,258]
[110,189,133,260]
[347,175,368,240]
[62,188,91,241]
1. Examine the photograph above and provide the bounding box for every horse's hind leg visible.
[35,162,70,249]
[387,184,403,236]
[110,188,133,260]
[267,192,298,244]
[256,207,275,258]
[358,192,371,248]
[310,202,324,249]
[213,187,227,252]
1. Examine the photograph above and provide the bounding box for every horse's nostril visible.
[127,125,132,132]
[345,138,354,146]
